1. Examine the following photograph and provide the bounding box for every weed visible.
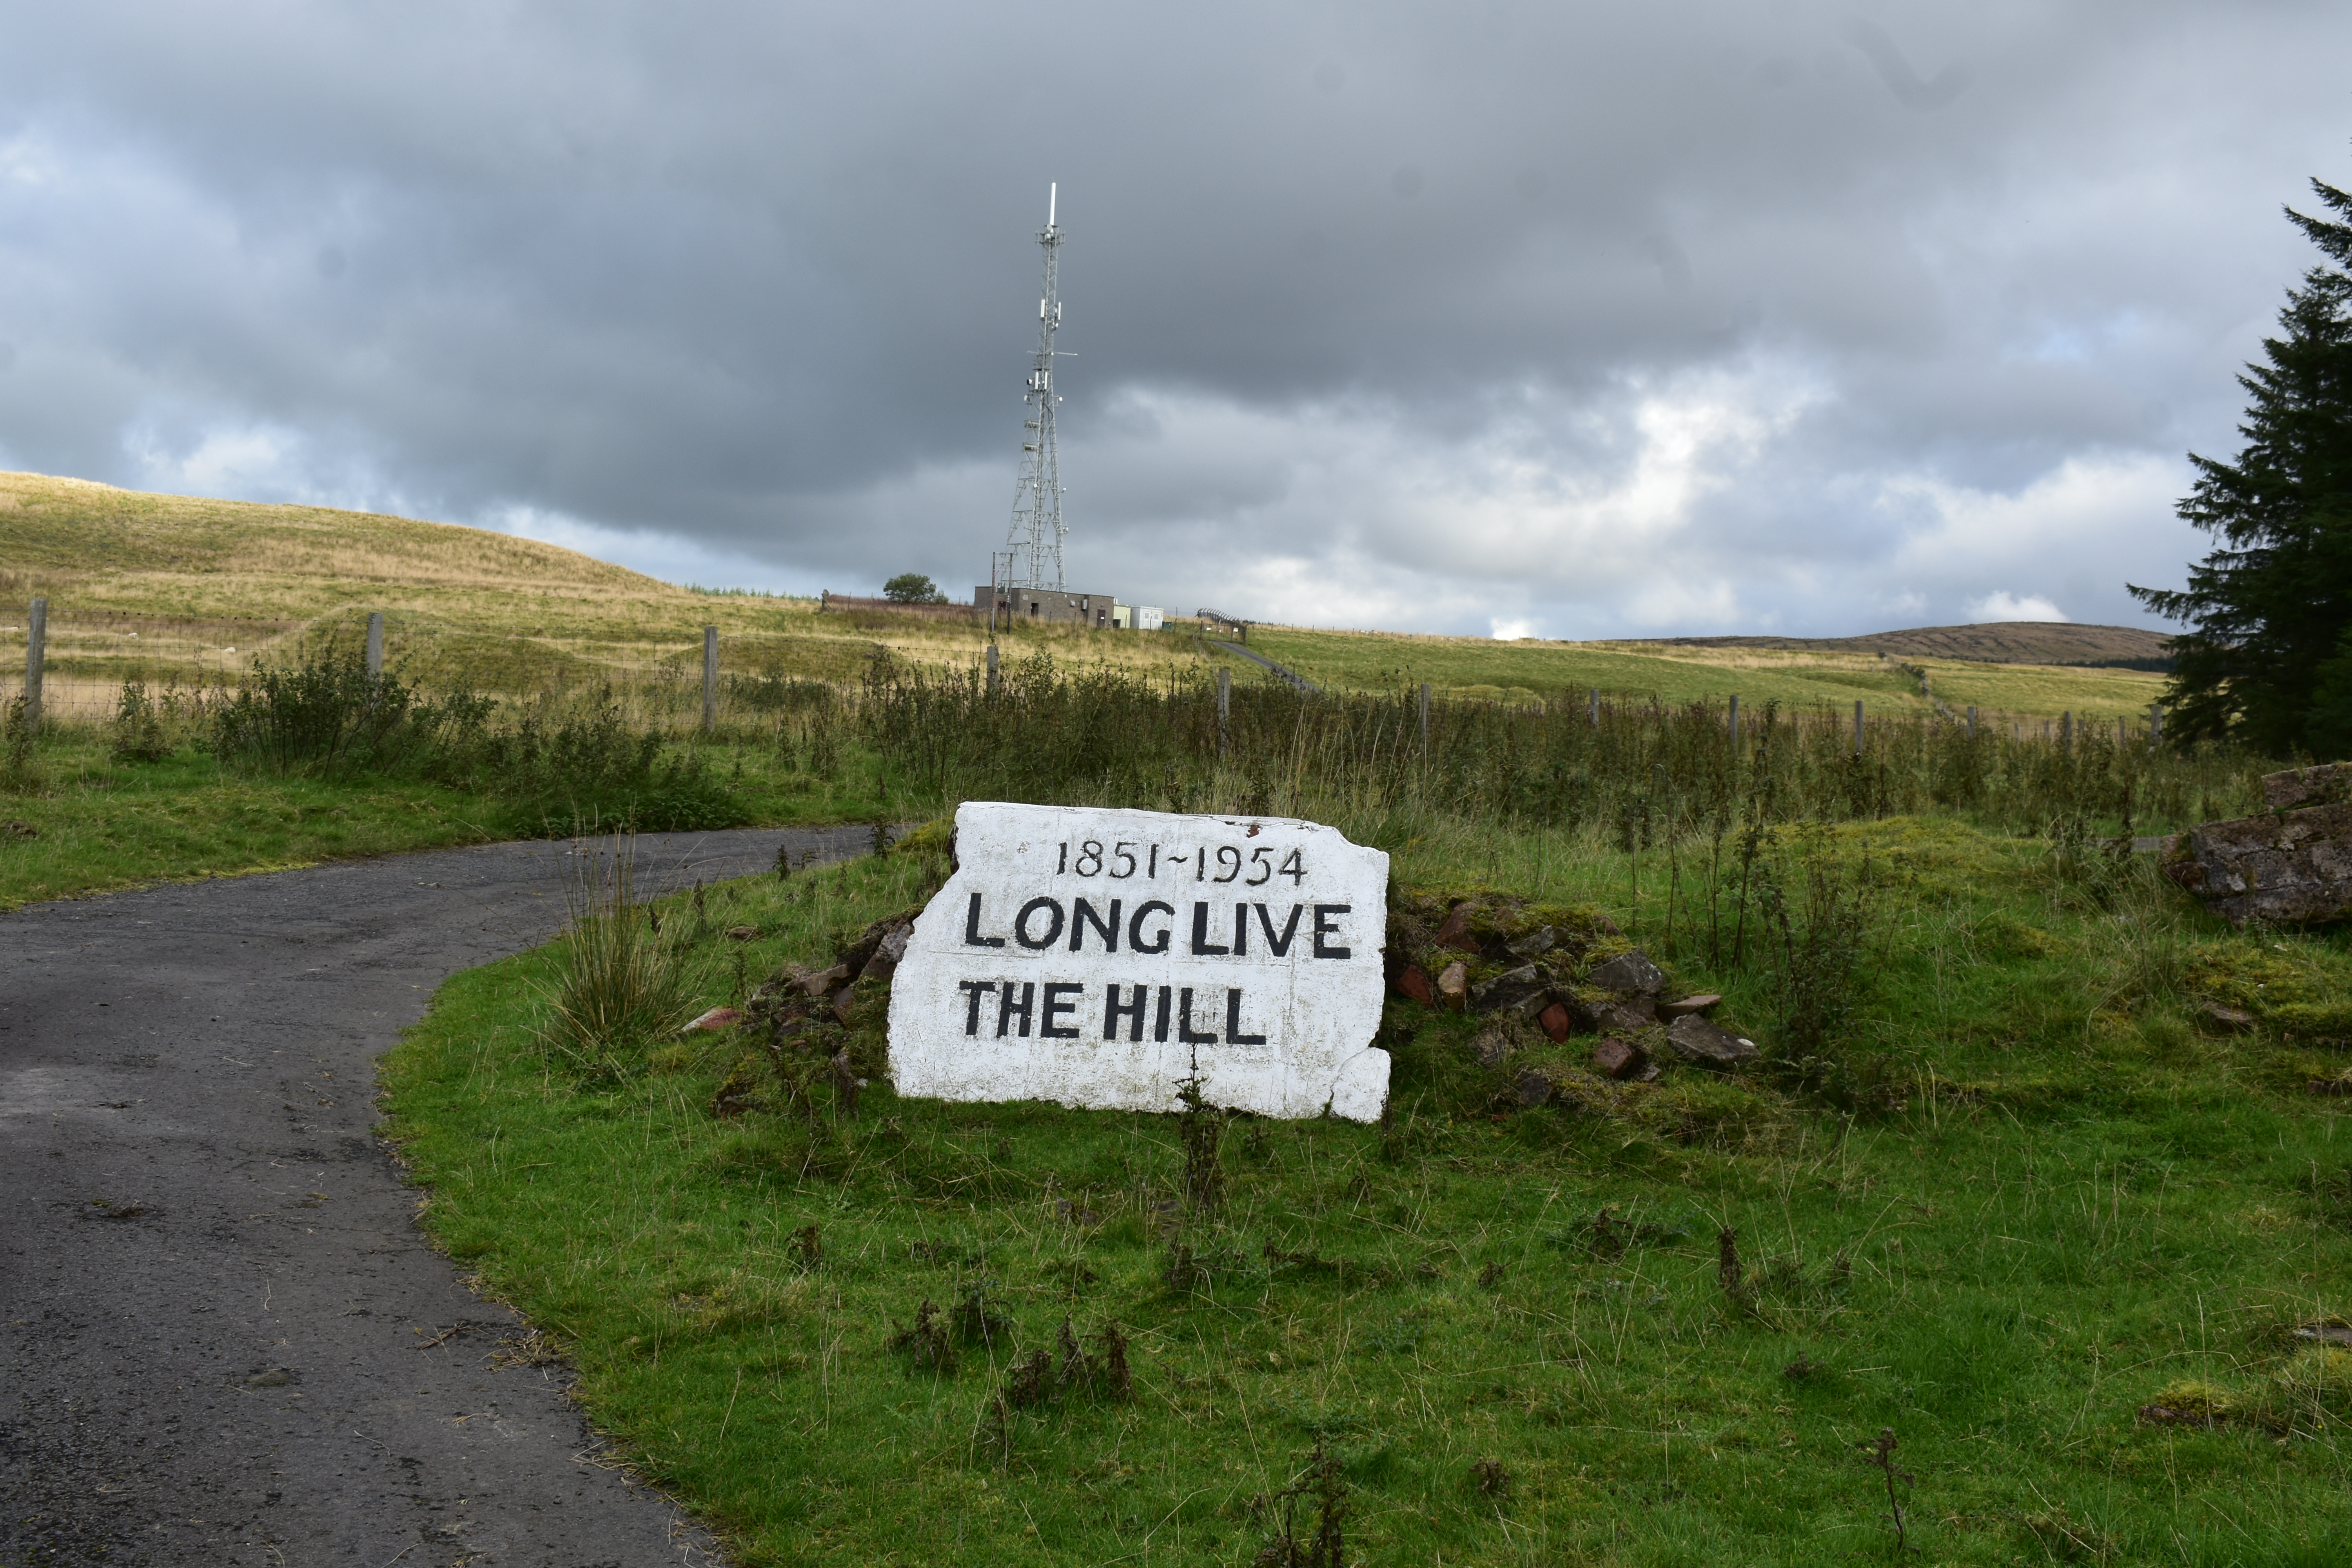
[887,1298,956,1374]
[1177,1070,1227,1211]
[1858,1427,1915,1553]
[107,679,170,764]
[0,697,39,795]
[788,1224,821,1271]
[1095,1322,1134,1401]
[953,1280,1011,1349]
[1003,1348,1053,1409]
[1253,1437,1348,1568]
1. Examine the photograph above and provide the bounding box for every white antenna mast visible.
[1001,183,1067,594]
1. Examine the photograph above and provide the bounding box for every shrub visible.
[210,649,443,777]
[108,679,171,764]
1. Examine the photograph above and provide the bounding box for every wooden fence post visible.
[1216,666,1230,733]
[1417,682,1430,745]
[702,626,718,733]
[1588,688,1599,728]
[23,596,44,729]
[2061,711,2073,752]
[366,612,383,677]
[1967,705,1977,740]
[1728,694,1739,754]
[2150,704,2163,747]
[1852,699,1864,755]
[986,642,1001,698]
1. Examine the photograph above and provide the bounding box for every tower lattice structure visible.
[998,184,1067,594]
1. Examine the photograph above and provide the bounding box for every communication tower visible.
[998,183,1067,595]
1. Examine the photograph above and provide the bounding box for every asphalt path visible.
[2,825,877,1567]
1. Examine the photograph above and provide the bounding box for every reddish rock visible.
[1659,993,1722,1020]
[1434,902,1480,953]
[1394,963,1434,1005]
[1436,960,1469,1008]
[682,1006,742,1033]
[1538,1002,1572,1042]
[1591,1036,1647,1080]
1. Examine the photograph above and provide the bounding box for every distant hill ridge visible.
[1610,621,2172,669]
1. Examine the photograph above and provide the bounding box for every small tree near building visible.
[2131,172,2352,754]
[883,573,949,604]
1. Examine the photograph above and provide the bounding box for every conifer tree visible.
[2131,174,2352,753]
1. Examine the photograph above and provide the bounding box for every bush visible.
[210,650,445,776]
[108,679,171,764]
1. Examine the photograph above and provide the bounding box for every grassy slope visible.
[382,820,2352,1567]
[0,470,1209,701]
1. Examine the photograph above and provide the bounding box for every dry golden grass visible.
[0,469,2165,722]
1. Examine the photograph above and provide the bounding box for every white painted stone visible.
[887,802,1390,1120]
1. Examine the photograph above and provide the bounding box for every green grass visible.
[0,729,895,909]
[381,816,2352,1566]
[1245,626,2169,724]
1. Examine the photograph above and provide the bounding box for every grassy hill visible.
[1611,620,2172,667]
[2,470,2166,725]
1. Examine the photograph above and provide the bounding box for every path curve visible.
[2,825,876,1567]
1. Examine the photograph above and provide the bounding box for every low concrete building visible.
[973,586,1120,628]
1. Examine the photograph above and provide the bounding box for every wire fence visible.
[3,601,2185,798]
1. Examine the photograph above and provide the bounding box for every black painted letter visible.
[1103,984,1147,1042]
[1041,982,1083,1039]
[1176,987,1220,1044]
[1129,900,1174,955]
[1224,988,1267,1046]
[958,979,997,1036]
[1014,897,1065,951]
[1312,904,1352,960]
[996,981,1035,1038]
[1070,897,1121,953]
[964,892,1007,948]
[1189,902,1230,956]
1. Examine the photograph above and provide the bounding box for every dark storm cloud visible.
[0,1,2346,635]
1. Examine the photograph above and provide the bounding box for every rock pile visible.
[1385,892,1757,1089]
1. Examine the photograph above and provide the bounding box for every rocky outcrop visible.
[2168,766,2352,927]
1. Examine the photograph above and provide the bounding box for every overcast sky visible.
[0,2,2346,639]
